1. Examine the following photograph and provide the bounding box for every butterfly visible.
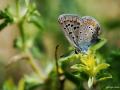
[58,14,101,54]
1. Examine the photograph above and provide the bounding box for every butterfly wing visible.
[77,16,101,53]
[58,14,82,49]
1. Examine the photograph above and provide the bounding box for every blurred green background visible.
[0,0,120,90]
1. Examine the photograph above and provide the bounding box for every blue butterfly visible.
[58,14,101,54]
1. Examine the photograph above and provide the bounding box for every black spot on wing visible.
[71,24,73,27]
[66,25,68,27]
[69,32,72,34]
[74,27,76,30]
[68,24,70,26]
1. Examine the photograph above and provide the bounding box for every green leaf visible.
[71,64,86,72]
[24,75,44,90]
[13,37,23,49]
[95,63,110,76]
[88,77,94,88]
[0,10,13,31]
[60,54,80,70]
[98,75,112,81]
[90,38,107,51]
[24,74,43,84]
[25,0,30,7]
[60,54,82,85]
[29,15,44,30]
[18,78,25,90]
[3,78,16,90]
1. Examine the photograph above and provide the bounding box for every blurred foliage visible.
[0,9,13,30]
[0,0,120,90]
[60,39,112,89]
[104,19,120,29]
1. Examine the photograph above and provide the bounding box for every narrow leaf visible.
[98,74,112,81]
[88,77,94,88]
[95,63,110,75]
[18,78,25,90]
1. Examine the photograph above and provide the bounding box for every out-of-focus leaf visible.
[29,15,44,30]
[98,74,112,81]
[60,54,82,85]
[25,0,30,7]
[18,78,25,90]
[104,19,120,29]
[3,78,16,90]
[24,74,43,84]
[60,54,80,71]
[90,38,107,51]
[88,77,94,88]
[111,49,120,56]
[71,64,86,72]
[95,63,110,76]
[0,22,7,31]
[13,37,23,50]
[0,10,13,31]
[24,75,44,90]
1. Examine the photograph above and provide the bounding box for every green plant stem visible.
[26,52,46,81]
[7,52,46,81]
[18,18,45,80]
[15,0,46,82]
[55,45,65,90]
[16,0,20,18]
[18,21,26,52]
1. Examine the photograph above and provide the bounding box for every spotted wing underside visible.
[58,14,101,53]
[58,14,81,49]
[77,16,101,52]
